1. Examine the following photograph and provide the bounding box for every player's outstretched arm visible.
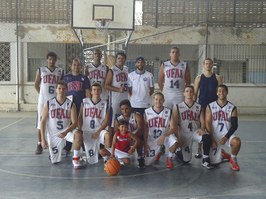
[34,69,41,93]
[193,75,200,101]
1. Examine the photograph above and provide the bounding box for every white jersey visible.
[38,66,64,104]
[162,60,187,108]
[110,65,128,104]
[128,70,154,108]
[116,112,138,134]
[209,101,236,141]
[86,63,108,100]
[81,98,108,132]
[144,106,172,142]
[177,101,202,135]
[46,97,73,136]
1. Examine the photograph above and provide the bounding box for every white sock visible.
[37,142,41,145]
[103,156,108,162]
[231,154,236,159]
[203,155,208,159]
[73,150,79,157]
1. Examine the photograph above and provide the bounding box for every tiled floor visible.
[0,112,265,199]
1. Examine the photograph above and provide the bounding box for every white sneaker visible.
[72,157,87,169]
[202,158,214,169]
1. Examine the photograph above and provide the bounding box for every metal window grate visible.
[0,43,11,81]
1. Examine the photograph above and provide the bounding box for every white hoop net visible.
[94,19,111,36]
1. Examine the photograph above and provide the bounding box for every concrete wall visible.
[0,23,265,113]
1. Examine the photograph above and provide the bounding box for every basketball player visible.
[174,85,213,169]
[72,83,111,168]
[206,84,241,171]
[34,52,64,155]
[40,81,77,164]
[193,58,223,158]
[86,49,108,101]
[114,99,145,168]
[128,56,154,115]
[100,119,140,166]
[104,51,128,130]
[144,92,178,169]
[63,58,90,153]
[158,47,191,109]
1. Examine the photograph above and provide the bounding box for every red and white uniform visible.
[177,101,203,162]
[208,101,237,164]
[116,112,138,134]
[86,63,108,101]
[162,60,187,109]
[37,66,64,129]
[144,106,177,165]
[81,98,109,164]
[46,97,74,163]
[110,65,128,126]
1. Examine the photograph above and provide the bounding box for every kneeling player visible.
[206,84,241,171]
[40,81,77,164]
[143,92,178,169]
[72,83,111,168]
[174,85,213,169]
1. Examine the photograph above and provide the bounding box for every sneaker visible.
[160,145,166,155]
[166,157,174,169]
[175,150,184,163]
[35,144,43,155]
[194,147,202,158]
[72,157,87,169]
[202,158,214,169]
[222,149,230,161]
[155,154,161,161]
[118,158,125,166]
[230,157,240,171]
[138,157,145,168]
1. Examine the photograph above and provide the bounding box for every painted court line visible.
[0,118,24,132]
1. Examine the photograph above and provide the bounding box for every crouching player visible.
[72,83,111,168]
[144,92,178,169]
[174,85,213,169]
[206,84,241,171]
[40,81,77,164]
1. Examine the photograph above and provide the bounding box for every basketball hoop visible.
[95,19,111,33]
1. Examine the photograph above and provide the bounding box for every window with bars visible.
[0,43,11,81]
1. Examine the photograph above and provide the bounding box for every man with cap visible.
[128,56,154,115]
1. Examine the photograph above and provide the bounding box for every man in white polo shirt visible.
[128,56,154,115]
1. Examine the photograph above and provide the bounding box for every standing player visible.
[144,92,178,169]
[86,49,108,101]
[100,119,140,166]
[193,58,223,158]
[104,51,128,131]
[63,58,90,153]
[34,52,64,154]
[72,83,111,167]
[158,47,191,109]
[206,84,241,171]
[128,56,154,115]
[114,99,145,168]
[40,81,77,164]
[174,85,213,169]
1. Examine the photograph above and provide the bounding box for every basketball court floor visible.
[0,112,265,199]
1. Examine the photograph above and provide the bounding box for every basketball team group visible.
[34,47,241,172]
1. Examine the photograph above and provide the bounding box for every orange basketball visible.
[104,158,121,176]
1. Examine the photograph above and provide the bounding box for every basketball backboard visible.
[72,0,135,30]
